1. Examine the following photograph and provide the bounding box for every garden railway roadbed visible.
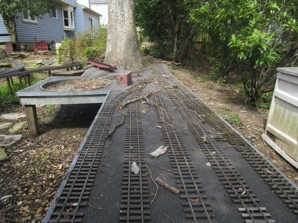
[43,63,298,223]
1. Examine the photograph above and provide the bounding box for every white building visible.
[77,0,108,25]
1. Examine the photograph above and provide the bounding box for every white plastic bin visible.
[262,67,298,169]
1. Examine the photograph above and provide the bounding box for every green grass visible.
[225,113,243,127]
[0,75,46,111]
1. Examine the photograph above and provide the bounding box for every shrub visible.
[57,27,107,63]
[57,38,76,64]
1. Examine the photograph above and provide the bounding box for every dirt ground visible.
[0,54,297,222]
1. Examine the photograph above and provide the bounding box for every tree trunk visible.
[105,0,142,71]
[2,14,18,44]
[177,24,198,62]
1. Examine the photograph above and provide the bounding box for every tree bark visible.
[2,14,18,44]
[105,0,142,71]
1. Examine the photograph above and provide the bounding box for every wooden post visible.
[6,77,13,96]
[26,74,31,86]
[0,93,2,112]
[18,76,23,85]
[24,105,39,135]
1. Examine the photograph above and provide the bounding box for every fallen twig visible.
[88,203,103,211]
[108,114,126,137]
[163,214,175,223]
[119,91,159,109]
[155,177,179,194]
[145,163,158,205]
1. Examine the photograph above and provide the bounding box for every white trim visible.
[50,7,58,19]
[62,8,75,30]
[22,12,38,24]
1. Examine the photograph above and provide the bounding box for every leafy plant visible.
[191,0,298,106]
[226,113,243,127]
[57,38,76,64]
[58,27,107,63]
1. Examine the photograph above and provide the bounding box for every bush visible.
[57,38,76,64]
[58,27,107,63]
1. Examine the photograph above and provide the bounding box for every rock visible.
[41,201,47,207]
[0,148,9,161]
[36,207,43,215]
[0,122,13,130]
[0,134,22,147]
[36,59,43,65]
[9,121,27,134]
[1,113,26,120]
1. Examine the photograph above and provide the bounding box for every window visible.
[50,7,57,19]
[90,18,95,31]
[22,11,38,23]
[63,9,74,30]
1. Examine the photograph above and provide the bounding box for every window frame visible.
[22,11,38,23]
[62,8,75,30]
[50,7,58,19]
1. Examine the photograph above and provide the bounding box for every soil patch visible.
[42,77,111,92]
[169,64,297,185]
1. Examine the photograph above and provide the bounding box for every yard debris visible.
[108,114,126,137]
[131,162,140,175]
[119,91,159,109]
[202,133,208,143]
[0,148,9,161]
[155,177,179,194]
[149,146,169,158]
[0,195,12,201]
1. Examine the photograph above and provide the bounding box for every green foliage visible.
[226,113,243,127]
[191,0,298,106]
[0,0,55,42]
[0,0,54,17]
[135,0,199,62]
[58,38,76,64]
[0,81,26,108]
[58,28,107,63]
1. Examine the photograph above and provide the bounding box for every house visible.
[78,0,108,25]
[0,0,101,51]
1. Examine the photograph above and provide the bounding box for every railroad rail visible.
[43,63,298,223]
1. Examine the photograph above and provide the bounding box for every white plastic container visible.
[262,67,298,169]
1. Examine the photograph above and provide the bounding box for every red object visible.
[36,41,49,51]
[5,42,17,53]
[117,73,132,86]
[87,59,116,71]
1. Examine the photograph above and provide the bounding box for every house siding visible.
[75,6,100,33]
[16,5,65,44]
[0,16,10,43]
[0,0,100,48]
[62,0,77,7]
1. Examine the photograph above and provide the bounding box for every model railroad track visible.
[167,88,275,223]
[153,92,215,222]
[119,97,151,222]
[44,76,154,222]
[157,64,298,215]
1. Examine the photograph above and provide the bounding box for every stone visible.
[36,59,43,65]
[1,113,26,120]
[36,207,43,215]
[0,122,13,130]
[0,149,9,161]
[0,135,22,147]
[9,121,27,134]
